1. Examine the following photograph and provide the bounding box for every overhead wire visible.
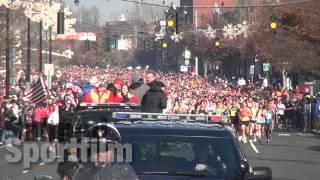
[118,0,314,8]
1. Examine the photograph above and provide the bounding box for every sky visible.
[64,0,180,24]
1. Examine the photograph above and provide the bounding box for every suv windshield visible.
[123,134,240,178]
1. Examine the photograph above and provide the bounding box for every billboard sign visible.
[54,32,96,41]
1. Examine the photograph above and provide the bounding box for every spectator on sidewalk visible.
[313,93,320,133]
[47,97,59,144]
[32,102,49,141]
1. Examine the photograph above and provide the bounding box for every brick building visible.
[179,0,265,27]
[193,0,237,27]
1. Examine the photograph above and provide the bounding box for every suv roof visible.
[72,109,232,137]
[115,123,234,137]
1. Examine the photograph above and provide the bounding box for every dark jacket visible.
[129,81,150,106]
[141,81,167,113]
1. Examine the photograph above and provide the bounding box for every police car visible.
[42,103,272,180]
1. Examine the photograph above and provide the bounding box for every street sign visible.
[263,63,270,71]
[180,66,188,72]
[160,20,166,26]
[250,65,255,74]
[44,64,54,76]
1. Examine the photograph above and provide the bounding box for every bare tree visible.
[126,1,166,23]
[74,6,101,32]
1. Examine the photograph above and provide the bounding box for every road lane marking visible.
[39,162,45,166]
[22,170,29,174]
[278,133,291,136]
[297,133,314,137]
[249,140,260,154]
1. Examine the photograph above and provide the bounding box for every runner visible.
[265,102,274,144]
[256,104,266,144]
[239,102,252,144]
[229,101,240,133]
[249,101,259,142]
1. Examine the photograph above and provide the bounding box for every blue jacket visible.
[314,99,320,115]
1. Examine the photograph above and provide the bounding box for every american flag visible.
[26,75,47,105]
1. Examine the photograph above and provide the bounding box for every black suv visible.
[55,105,272,180]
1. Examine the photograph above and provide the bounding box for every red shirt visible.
[112,94,138,104]
[112,94,123,103]
[33,107,49,123]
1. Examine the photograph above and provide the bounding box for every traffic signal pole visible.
[39,21,43,73]
[5,8,10,98]
[49,0,52,64]
[194,9,199,75]
[26,18,31,90]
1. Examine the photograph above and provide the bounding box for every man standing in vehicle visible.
[129,74,149,106]
[141,71,167,113]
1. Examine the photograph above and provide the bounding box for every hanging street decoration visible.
[200,25,217,39]
[0,0,21,9]
[0,0,76,33]
[170,32,184,42]
[222,21,248,40]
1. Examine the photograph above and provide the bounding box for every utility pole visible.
[49,0,52,64]
[5,7,10,98]
[194,9,199,75]
[39,21,43,73]
[26,18,31,87]
[134,25,138,49]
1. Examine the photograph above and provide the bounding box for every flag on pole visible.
[26,75,47,105]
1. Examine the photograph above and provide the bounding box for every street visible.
[242,131,320,180]
[0,131,319,180]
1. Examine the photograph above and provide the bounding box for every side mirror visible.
[239,160,250,174]
[34,175,54,180]
[252,167,272,180]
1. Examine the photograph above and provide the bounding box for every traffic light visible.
[57,11,64,34]
[74,0,80,6]
[270,15,278,34]
[184,59,190,66]
[85,39,90,51]
[161,39,168,49]
[144,39,150,51]
[149,39,154,51]
[166,8,178,35]
[214,39,220,48]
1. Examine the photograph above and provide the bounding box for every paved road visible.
[242,131,320,180]
[0,131,319,180]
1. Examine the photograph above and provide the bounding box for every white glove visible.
[195,163,208,172]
